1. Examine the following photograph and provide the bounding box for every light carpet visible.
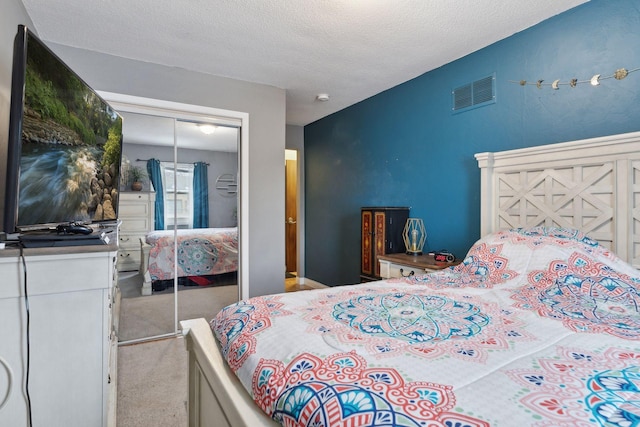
[117,337,188,427]
[116,278,316,425]
[117,284,239,426]
[118,284,239,342]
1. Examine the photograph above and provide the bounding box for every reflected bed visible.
[139,226,238,295]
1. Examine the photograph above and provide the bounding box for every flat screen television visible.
[3,25,123,233]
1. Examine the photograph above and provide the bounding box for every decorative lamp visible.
[403,218,426,255]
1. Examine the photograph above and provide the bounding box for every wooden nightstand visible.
[378,252,460,279]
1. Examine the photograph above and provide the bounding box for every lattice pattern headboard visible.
[475,131,640,269]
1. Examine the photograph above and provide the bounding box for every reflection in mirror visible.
[175,120,239,334]
[116,111,239,343]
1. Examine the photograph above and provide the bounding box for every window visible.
[160,162,194,229]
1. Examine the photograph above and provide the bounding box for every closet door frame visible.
[100,91,250,323]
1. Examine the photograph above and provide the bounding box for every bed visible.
[139,227,238,295]
[181,130,640,427]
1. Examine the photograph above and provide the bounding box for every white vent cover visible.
[452,74,496,113]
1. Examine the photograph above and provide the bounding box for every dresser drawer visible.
[118,192,155,259]
[120,217,152,233]
[117,248,141,271]
[119,200,152,217]
[119,233,144,249]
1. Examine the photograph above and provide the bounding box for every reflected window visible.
[160,162,194,229]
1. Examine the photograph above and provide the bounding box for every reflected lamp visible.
[403,218,426,255]
[198,123,217,135]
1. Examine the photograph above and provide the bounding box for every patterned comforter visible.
[146,227,238,281]
[211,227,640,426]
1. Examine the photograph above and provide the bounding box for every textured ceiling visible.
[21,0,587,126]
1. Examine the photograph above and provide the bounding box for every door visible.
[102,93,247,344]
[176,118,239,332]
[285,149,297,274]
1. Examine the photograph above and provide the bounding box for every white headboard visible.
[475,131,640,269]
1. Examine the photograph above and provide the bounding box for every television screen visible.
[4,25,123,233]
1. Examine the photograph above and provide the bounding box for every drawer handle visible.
[120,237,130,242]
[399,268,415,278]
[119,253,130,258]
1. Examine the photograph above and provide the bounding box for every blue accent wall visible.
[304,0,640,286]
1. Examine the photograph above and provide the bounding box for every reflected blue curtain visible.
[193,162,209,228]
[146,159,165,230]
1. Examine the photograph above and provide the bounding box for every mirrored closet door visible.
[111,99,242,343]
[174,119,239,339]
[117,112,175,342]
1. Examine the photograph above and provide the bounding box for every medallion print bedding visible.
[211,228,640,426]
[146,227,237,281]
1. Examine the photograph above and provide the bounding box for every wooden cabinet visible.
[118,192,155,272]
[378,252,460,279]
[0,243,119,427]
[360,207,409,281]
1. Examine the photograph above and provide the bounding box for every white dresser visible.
[0,243,119,427]
[117,192,155,272]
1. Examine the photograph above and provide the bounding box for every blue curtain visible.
[146,159,165,230]
[193,162,209,228]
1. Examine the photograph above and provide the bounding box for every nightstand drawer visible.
[378,253,459,279]
[384,263,425,278]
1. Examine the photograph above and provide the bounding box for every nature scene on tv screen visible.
[17,33,121,227]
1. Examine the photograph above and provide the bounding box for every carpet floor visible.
[117,337,188,427]
[116,276,317,425]
[118,282,239,342]
[117,284,239,426]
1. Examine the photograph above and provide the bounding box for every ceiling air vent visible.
[452,73,496,113]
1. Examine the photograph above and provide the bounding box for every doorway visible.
[285,149,298,276]
[100,92,249,343]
